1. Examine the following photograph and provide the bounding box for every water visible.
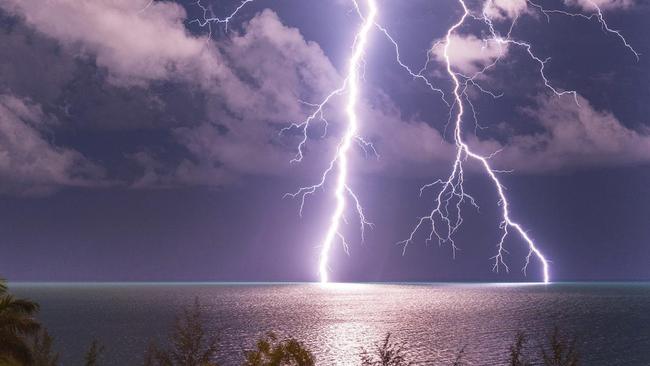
[11,282,650,365]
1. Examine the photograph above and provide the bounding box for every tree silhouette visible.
[0,279,41,365]
[361,333,412,366]
[84,340,104,366]
[144,298,219,366]
[508,332,531,366]
[31,329,59,366]
[541,327,579,366]
[243,332,314,366]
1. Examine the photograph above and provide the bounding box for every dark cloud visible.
[0,0,647,193]
[0,12,75,103]
[0,94,104,195]
[469,93,650,172]
[0,0,217,86]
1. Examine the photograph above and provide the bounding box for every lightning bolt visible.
[187,0,368,283]
[191,0,381,283]
[399,0,638,284]
[191,0,256,38]
[283,0,449,283]
[283,0,378,283]
[282,0,470,283]
[397,1,555,283]
[193,0,637,284]
[315,0,378,283]
[528,0,640,61]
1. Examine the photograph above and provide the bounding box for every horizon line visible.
[9,280,650,286]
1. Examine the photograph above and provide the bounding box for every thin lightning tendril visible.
[283,0,378,283]
[528,0,640,61]
[312,0,377,283]
[189,0,376,283]
[399,0,637,284]
[191,0,256,37]
[193,0,637,284]
[282,0,452,283]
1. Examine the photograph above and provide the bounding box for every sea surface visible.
[11,282,650,365]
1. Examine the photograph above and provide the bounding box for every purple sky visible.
[0,0,648,282]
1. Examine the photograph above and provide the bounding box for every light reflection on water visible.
[12,282,650,365]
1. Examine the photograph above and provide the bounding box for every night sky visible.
[0,0,648,282]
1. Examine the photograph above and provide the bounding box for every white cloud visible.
[0,0,341,121]
[126,9,457,185]
[564,0,635,11]
[2,0,643,190]
[470,94,650,172]
[484,0,529,20]
[0,94,103,195]
[0,0,342,185]
[0,0,456,186]
[0,0,206,84]
[165,10,344,183]
[0,0,264,117]
[431,35,508,75]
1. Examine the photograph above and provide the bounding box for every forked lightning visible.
[193,0,638,284]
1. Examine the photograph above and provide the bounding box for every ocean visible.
[11,282,650,365]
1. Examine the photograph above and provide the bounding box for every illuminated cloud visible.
[564,0,635,11]
[0,0,643,192]
[0,0,341,185]
[431,35,508,75]
[471,94,650,172]
[0,0,198,84]
[483,0,529,20]
[0,94,103,195]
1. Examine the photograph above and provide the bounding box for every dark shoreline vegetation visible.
[0,280,580,366]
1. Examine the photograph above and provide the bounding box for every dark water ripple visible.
[12,283,650,365]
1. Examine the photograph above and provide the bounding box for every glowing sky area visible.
[0,0,648,282]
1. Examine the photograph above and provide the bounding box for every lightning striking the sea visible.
[398,0,637,284]
[282,0,378,283]
[192,0,379,283]
[194,0,637,284]
[312,1,377,283]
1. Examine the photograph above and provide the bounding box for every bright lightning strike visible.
[315,0,377,283]
[194,0,637,284]
[397,1,554,283]
[282,0,450,283]
[399,0,638,284]
[192,0,380,283]
[283,0,378,283]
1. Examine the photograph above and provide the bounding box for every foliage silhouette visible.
[505,328,580,366]
[0,279,40,365]
[361,333,468,366]
[451,345,466,366]
[143,298,219,366]
[30,329,59,366]
[242,332,315,366]
[84,340,104,366]
[360,333,412,366]
[508,332,530,366]
[541,327,579,366]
